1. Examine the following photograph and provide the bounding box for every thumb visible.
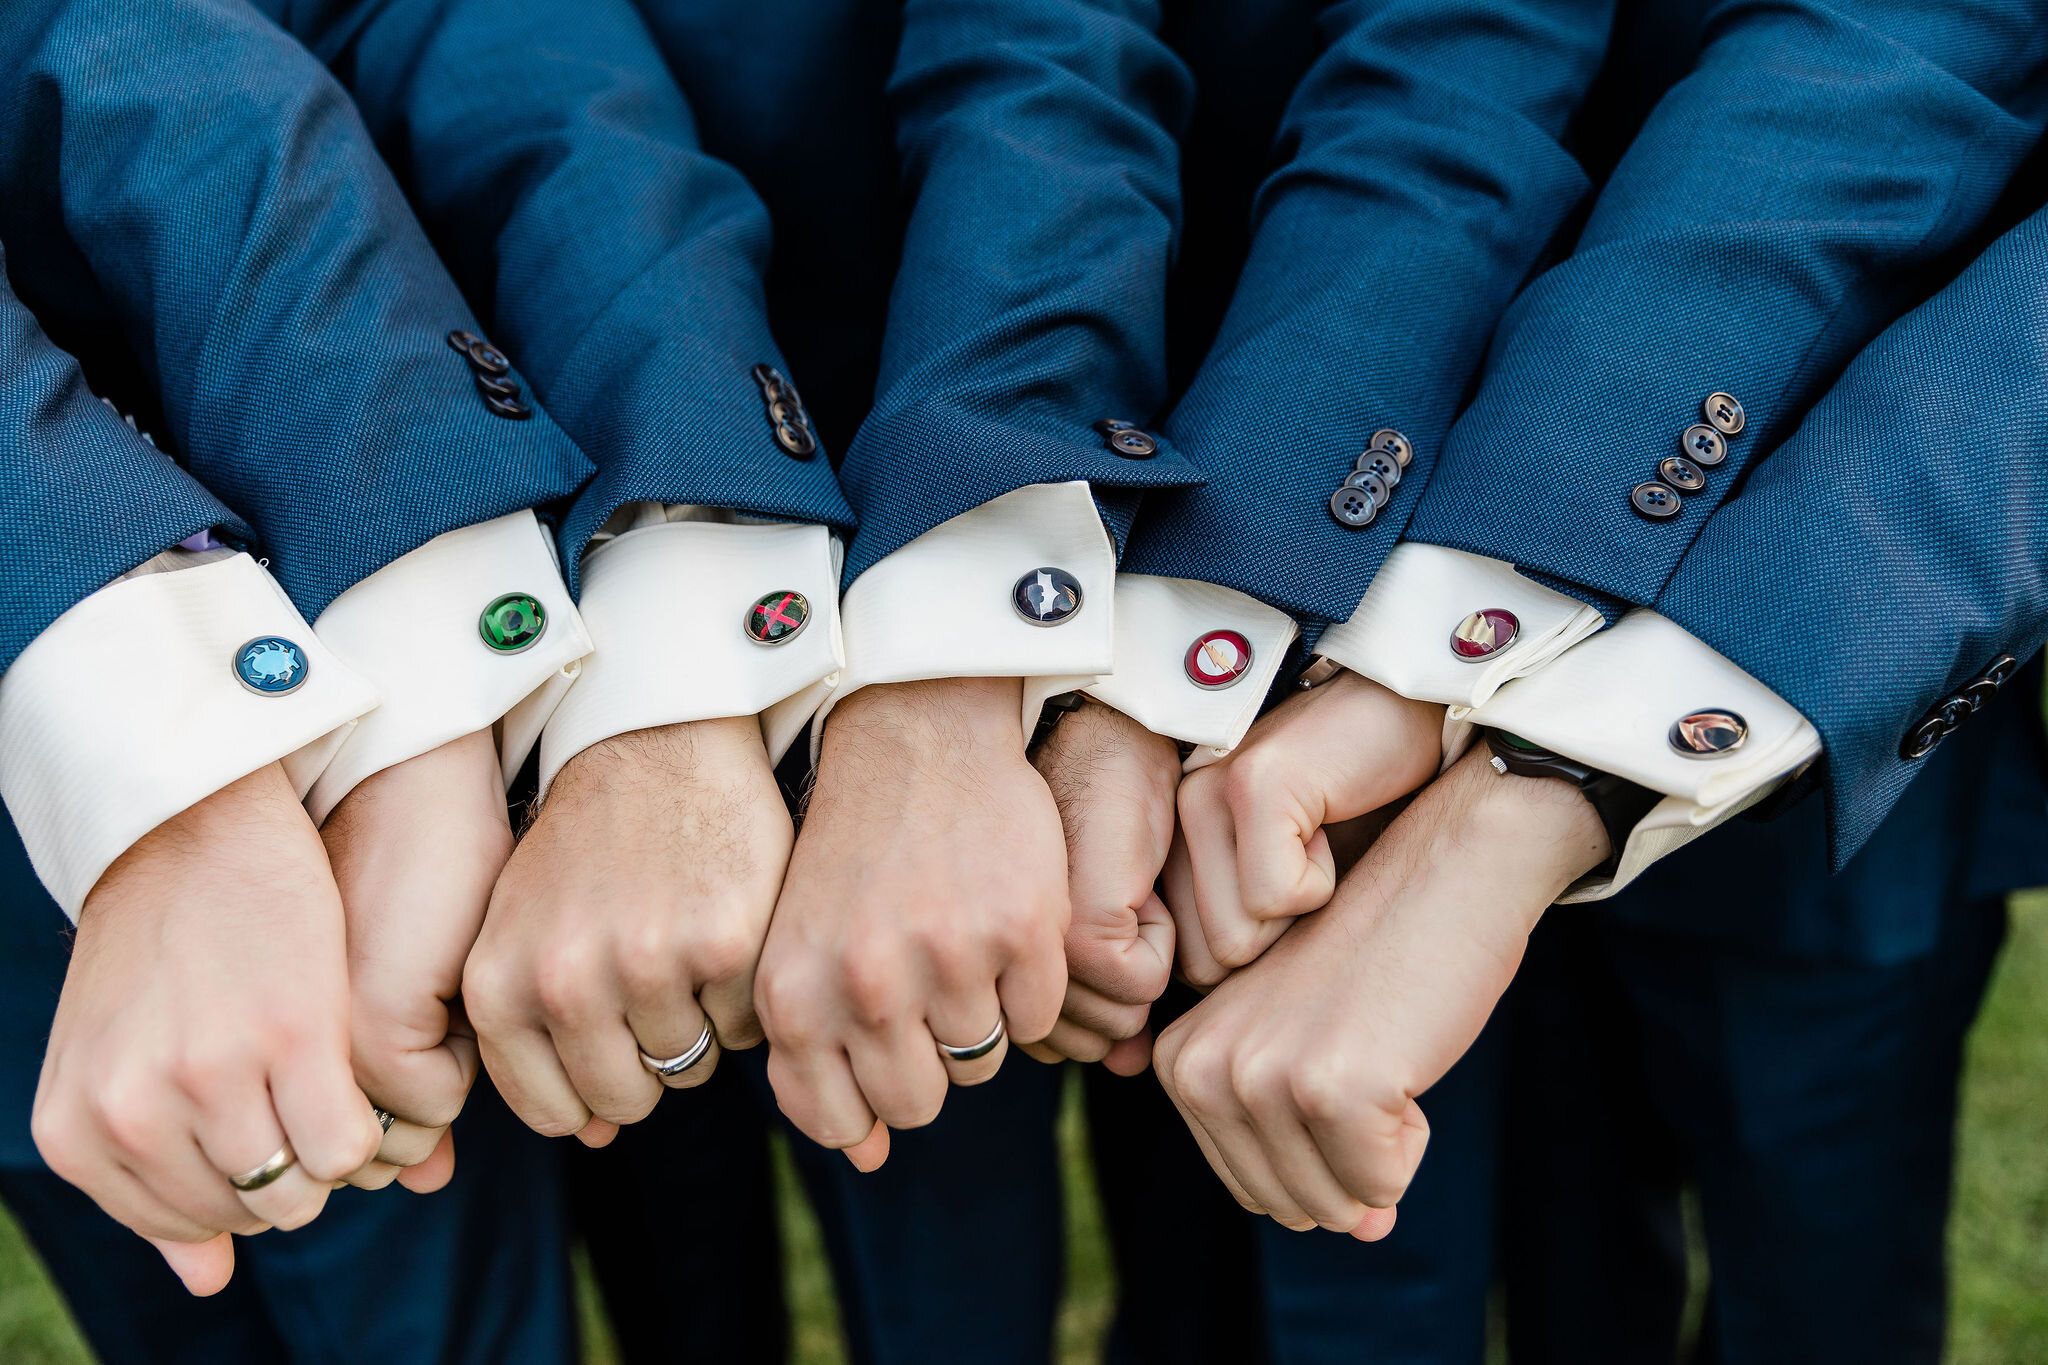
[147,1232,235,1297]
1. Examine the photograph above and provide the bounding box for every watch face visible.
[1492,730,1546,754]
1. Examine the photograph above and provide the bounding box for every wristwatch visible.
[1481,729,1662,877]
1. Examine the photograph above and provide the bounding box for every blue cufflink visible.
[234,637,309,696]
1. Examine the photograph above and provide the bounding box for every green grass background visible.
[2,888,2044,1364]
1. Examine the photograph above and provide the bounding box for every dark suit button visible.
[1094,418,1135,434]
[1658,455,1708,492]
[446,329,481,355]
[1630,482,1681,520]
[475,372,521,401]
[1900,712,1949,760]
[1680,425,1727,466]
[1368,429,1413,467]
[1982,653,2021,687]
[1108,428,1158,458]
[751,362,781,390]
[466,340,511,376]
[1329,486,1376,528]
[1343,469,1392,509]
[774,420,817,457]
[483,392,532,421]
[1961,677,2001,710]
[1938,696,1974,728]
[1355,450,1401,487]
[1703,392,1745,436]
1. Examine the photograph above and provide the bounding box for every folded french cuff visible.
[0,552,377,919]
[305,511,591,824]
[1082,574,1296,753]
[1315,544,1604,710]
[1461,608,1821,901]
[817,481,1118,755]
[536,518,844,794]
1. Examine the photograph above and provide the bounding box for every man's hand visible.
[32,763,384,1296]
[1154,746,1609,1240]
[754,677,1069,1170]
[321,729,510,1191]
[1022,699,1179,1075]
[1164,671,1443,985]
[465,718,788,1146]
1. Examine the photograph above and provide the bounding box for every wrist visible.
[1451,746,1611,885]
[824,678,1027,762]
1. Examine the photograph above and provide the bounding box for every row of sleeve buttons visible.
[751,363,819,458]
[1900,653,2021,759]
[447,330,531,420]
[1630,392,1744,521]
[1329,429,1413,529]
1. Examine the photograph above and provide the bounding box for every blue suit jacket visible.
[1121,0,1619,623]
[0,0,592,630]
[1398,0,2048,866]
[0,261,241,673]
[633,0,1209,582]
[257,0,858,591]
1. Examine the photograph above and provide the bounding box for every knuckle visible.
[97,1087,170,1158]
[531,939,604,1022]
[615,932,683,999]
[1168,1037,1231,1114]
[1288,1058,1357,1125]
[754,969,820,1049]
[690,921,759,987]
[29,1102,86,1177]
[838,942,908,1028]
[458,956,518,1032]
[1221,748,1278,815]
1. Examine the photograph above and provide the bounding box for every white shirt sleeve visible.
[1314,543,1605,709]
[1461,608,1821,900]
[304,510,592,824]
[534,506,845,796]
[0,551,378,920]
[1075,574,1296,752]
[819,481,1119,749]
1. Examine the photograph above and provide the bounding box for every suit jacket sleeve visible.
[259,0,857,591]
[1654,200,2048,869]
[0,0,594,622]
[1405,0,2048,611]
[1119,0,1619,627]
[830,0,1206,585]
[0,254,241,674]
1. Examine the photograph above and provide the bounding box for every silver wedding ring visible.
[935,1018,1006,1063]
[228,1143,297,1193]
[639,1020,715,1080]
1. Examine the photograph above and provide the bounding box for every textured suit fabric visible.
[0,264,244,674]
[259,0,858,592]
[0,807,578,1365]
[1120,0,1618,625]
[828,0,1207,583]
[1410,0,2048,605]
[0,0,592,622]
[1658,196,2048,866]
[1505,882,2010,1365]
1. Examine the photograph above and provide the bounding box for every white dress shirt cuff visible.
[305,510,591,824]
[537,518,844,795]
[819,481,1117,751]
[1079,574,1296,752]
[1463,608,1821,900]
[0,552,377,919]
[1315,543,1604,709]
